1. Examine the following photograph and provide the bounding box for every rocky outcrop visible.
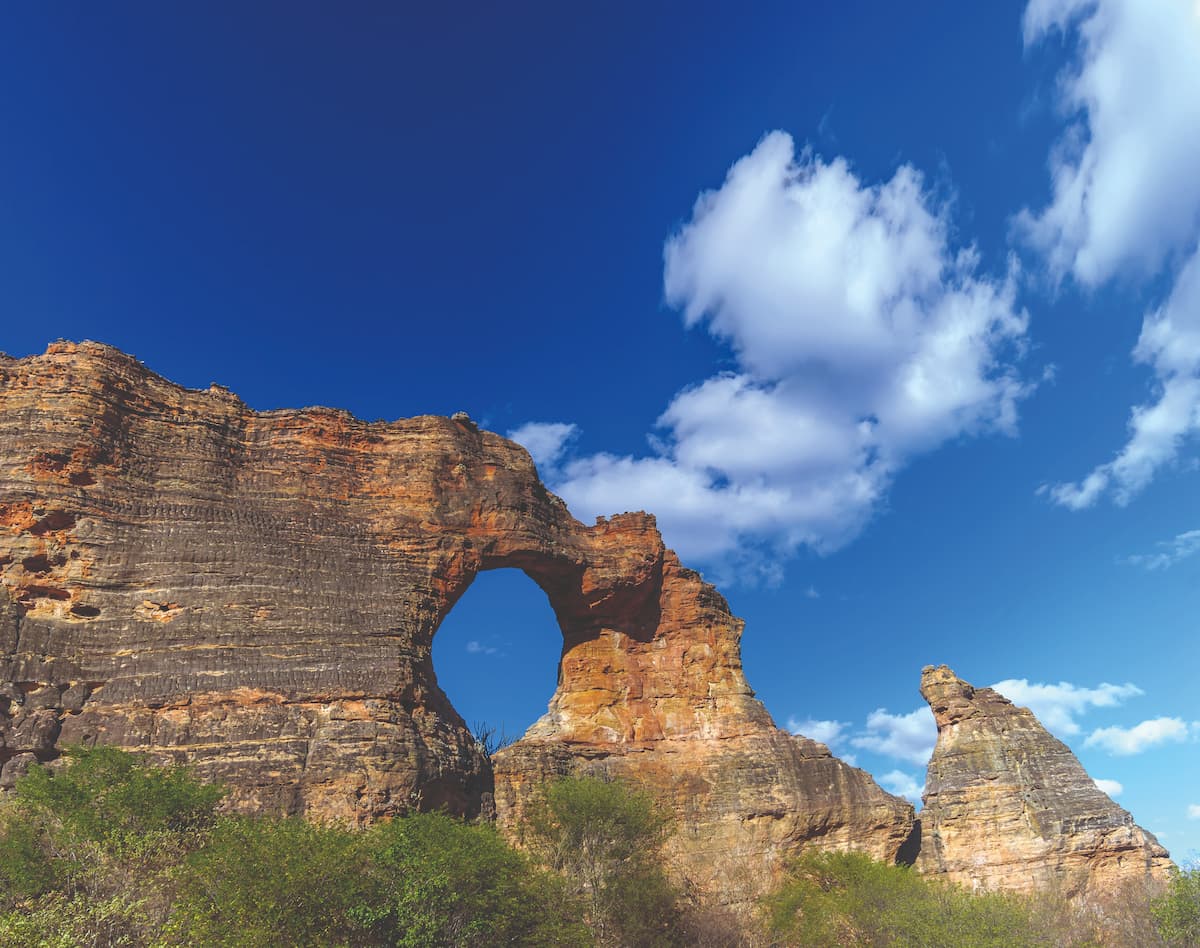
[917,665,1171,896]
[0,341,913,905]
[491,553,914,905]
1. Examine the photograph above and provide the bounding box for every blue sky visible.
[3,1,1199,859]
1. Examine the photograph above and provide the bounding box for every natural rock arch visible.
[0,341,913,909]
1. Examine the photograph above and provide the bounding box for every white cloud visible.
[1094,778,1124,798]
[787,717,850,749]
[507,421,578,470]
[1085,717,1191,755]
[1022,1,1200,508]
[879,769,924,804]
[1047,249,1200,507]
[538,132,1032,576]
[1019,0,1200,285]
[1126,528,1200,570]
[990,678,1142,736]
[851,706,938,767]
[1187,804,1200,820]
[465,640,498,657]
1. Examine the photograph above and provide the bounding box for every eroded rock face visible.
[0,341,913,903]
[492,553,915,906]
[917,665,1171,896]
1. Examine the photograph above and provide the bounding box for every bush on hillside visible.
[363,810,589,947]
[522,774,690,947]
[765,850,1061,947]
[0,746,591,947]
[0,745,225,946]
[1152,866,1200,946]
[162,814,375,947]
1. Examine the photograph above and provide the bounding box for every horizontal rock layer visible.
[0,341,913,905]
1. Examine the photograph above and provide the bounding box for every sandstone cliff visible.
[0,341,913,907]
[917,665,1171,896]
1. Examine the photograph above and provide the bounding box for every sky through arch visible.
[431,568,565,744]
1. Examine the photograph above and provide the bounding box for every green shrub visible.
[0,745,224,945]
[165,810,590,947]
[363,810,590,947]
[162,814,375,947]
[0,893,152,948]
[764,850,1053,947]
[0,807,56,903]
[1152,866,1200,946]
[13,745,224,849]
[0,746,594,947]
[523,774,688,947]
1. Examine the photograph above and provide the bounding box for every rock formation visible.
[0,341,913,907]
[917,665,1171,896]
[4,342,1172,906]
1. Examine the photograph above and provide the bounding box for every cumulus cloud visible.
[1085,717,1191,755]
[1093,778,1123,798]
[990,678,1142,736]
[787,717,850,748]
[1188,804,1200,820]
[1046,250,1200,507]
[1126,528,1200,570]
[879,770,924,805]
[851,706,938,767]
[1022,0,1200,508]
[465,640,499,657]
[507,421,578,471]
[1019,0,1200,285]
[527,132,1032,576]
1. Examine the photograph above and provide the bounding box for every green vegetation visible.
[2,748,1194,947]
[1151,866,1200,946]
[762,848,1200,947]
[160,809,589,947]
[764,850,1043,946]
[162,814,376,947]
[0,745,225,946]
[0,749,638,946]
[521,774,691,946]
[362,809,588,947]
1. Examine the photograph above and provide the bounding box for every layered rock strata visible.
[0,341,913,905]
[917,665,1171,896]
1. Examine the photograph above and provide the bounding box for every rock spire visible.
[917,664,1171,895]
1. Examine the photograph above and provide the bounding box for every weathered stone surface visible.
[917,665,1171,896]
[0,341,913,904]
[496,730,917,907]
[493,552,915,906]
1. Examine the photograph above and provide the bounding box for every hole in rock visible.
[19,585,71,602]
[431,568,563,751]
[29,511,76,536]
[21,554,56,574]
